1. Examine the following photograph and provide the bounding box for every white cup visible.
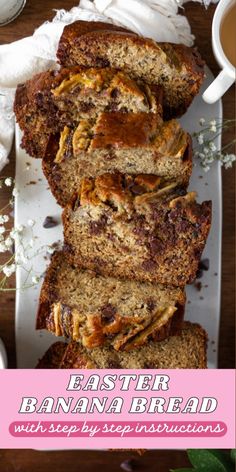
[0,338,7,369]
[0,0,26,26]
[203,0,236,104]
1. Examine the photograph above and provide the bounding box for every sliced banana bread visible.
[63,173,212,287]
[57,20,205,118]
[14,66,161,158]
[43,116,192,207]
[37,251,186,350]
[36,322,207,369]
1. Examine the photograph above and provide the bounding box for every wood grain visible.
[0,1,235,468]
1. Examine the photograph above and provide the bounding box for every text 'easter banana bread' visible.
[57,20,205,118]
[36,322,207,369]
[37,251,186,350]
[43,115,192,207]
[62,173,212,286]
[14,66,161,158]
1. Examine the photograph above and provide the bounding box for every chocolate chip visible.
[43,216,59,228]
[142,259,157,271]
[130,184,145,195]
[196,269,203,279]
[149,238,163,254]
[108,359,121,369]
[143,363,156,369]
[110,87,119,99]
[175,187,186,196]
[89,215,107,235]
[199,258,210,271]
[147,299,156,312]
[120,459,136,472]
[95,57,110,67]
[79,102,95,113]
[101,304,116,324]
[194,281,202,291]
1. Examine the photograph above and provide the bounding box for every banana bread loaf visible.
[57,20,205,118]
[36,322,207,369]
[37,251,186,350]
[43,116,192,207]
[62,173,212,286]
[14,66,161,158]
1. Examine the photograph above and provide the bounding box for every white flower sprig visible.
[0,177,57,292]
[193,118,236,172]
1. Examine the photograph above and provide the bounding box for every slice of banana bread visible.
[37,251,186,350]
[36,322,207,369]
[57,20,205,118]
[14,66,161,158]
[42,116,192,207]
[63,173,212,287]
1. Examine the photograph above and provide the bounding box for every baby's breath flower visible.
[4,177,12,187]
[4,237,13,248]
[46,246,54,254]
[29,238,35,248]
[2,263,15,277]
[10,229,19,241]
[209,119,217,132]
[27,219,35,227]
[16,249,28,265]
[0,242,7,252]
[197,133,204,145]
[12,187,19,197]
[0,226,6,234]
[32,275,40,284]
[199,118,205,126]
[15,224,24,233]
[0,215,9,224]
[209,142,216,151]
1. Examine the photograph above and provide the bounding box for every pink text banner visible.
[0,369,234,449]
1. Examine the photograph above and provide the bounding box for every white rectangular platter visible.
[15,66,222,369]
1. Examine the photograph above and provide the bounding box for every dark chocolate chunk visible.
[149,237,163,254]
[129,184,145,195]
[108,359,121,369]
[147,299,156,312]
[43,216,59,228]
[196,269,203,279]
[95,57,110,68]
[142,259,157,272]
[110,87,119,99]
[101,303,116,324]
[199,258,210,271]
[89,215,108,235]
[194,281,202,291]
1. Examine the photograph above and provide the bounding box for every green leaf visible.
[230,449,236,464]
[169,469,195,472]
[187,450,227,472]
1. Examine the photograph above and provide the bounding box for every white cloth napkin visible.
[0,0,218,170]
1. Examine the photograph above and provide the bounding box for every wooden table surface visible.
[0,1,235,470]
